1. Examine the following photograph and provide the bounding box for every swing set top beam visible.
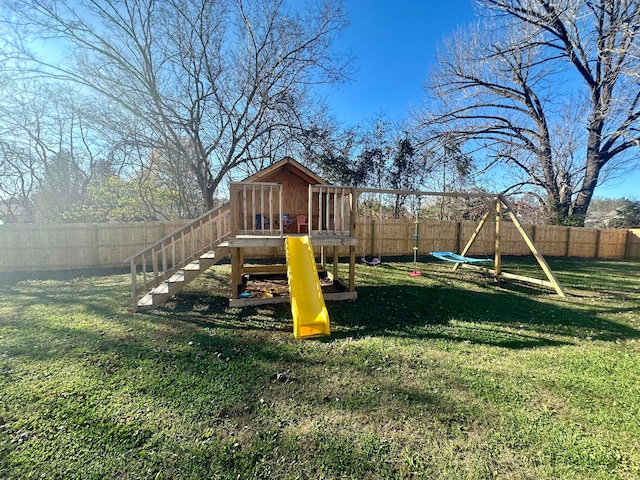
[355,188,498,199]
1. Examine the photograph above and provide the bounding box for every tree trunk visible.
[547,195,570,225]
[572,146,603,226]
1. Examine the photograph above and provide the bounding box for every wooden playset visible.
[126,157,566,326]
[127,157,358,312]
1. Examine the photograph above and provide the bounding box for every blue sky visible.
[327,0,477,124]
[326,0,639,199]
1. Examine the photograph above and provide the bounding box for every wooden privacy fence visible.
[0,220,638,272]
[345,219,633,260]
[243,220,634,261]
[0,221,187,272]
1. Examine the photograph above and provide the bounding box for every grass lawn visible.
[1,257,639,479]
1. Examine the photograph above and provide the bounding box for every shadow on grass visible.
[161,291,294,334]
[155,282,640,351]
[327,281,640,346]
[0,267,130,286]
[1,274,129,316]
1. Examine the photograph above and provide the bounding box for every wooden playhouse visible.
[128,157,359,310]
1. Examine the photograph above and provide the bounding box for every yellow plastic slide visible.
[285,235,330,339]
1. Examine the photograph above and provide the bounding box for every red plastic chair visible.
[296,214,308,233]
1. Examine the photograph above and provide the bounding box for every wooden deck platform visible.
[226,233,358,248]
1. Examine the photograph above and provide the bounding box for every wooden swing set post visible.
[495,198,502,282]
[498,195,567,297]
[449,194,565,297]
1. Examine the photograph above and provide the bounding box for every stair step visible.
[167,270,185,280]
[138,293,155,308]
[154,283,170,295]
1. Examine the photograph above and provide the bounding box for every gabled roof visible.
[244,157,328,185]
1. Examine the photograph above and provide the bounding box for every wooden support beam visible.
[349,245,356,292]
[268,184,273,233]
[279,187,283,236]
[460,264,556,289]
[308,184,313,237]
[248,184,253,232]
[499,194,567,297]
[350,189,357,294]
[495,198,502,282]
[231,247,243,298]
[243,265,288,275]
[230,187,238,237]
[499,271,556,289]
[325,187,330,233]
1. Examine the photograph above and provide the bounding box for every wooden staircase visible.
[126,204,231,311]
[136,247,229,310]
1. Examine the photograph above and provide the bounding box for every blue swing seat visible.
[430,251,492,264]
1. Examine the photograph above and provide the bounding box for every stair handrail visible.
[126,202,231,308]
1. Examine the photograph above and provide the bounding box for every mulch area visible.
[241,274,342,298]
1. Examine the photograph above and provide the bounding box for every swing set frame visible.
[355,188,567,297]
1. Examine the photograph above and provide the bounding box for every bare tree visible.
[422,0,640,225]
[2,0,350,212]
[0,140,38,222]
[0,81,95,222]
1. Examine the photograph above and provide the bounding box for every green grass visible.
[1,258,639,479]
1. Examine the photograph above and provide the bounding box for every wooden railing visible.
[126,203,231,308]
[230,182,284,235]
[308,185,355,236]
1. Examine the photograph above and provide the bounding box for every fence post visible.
[93,224,100,268]
[528,224,537,257]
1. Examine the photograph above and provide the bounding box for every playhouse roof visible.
[244,156,329,186]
